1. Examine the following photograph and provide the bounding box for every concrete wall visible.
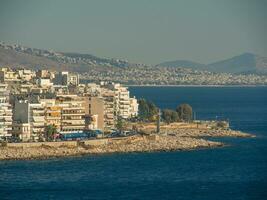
[6,138,111,148]
[7,141,78,148]
[83,138,109,146]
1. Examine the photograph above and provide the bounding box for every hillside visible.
[207,53,267,74]
[0,42,131,72]
[1,42,267,75]
[0,47,70,71]
[158,53,267,74]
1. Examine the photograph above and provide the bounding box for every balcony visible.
[32,116,45,122]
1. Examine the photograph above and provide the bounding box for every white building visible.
[54,71,79,86]
[0,84,13,138]
[105,83,138,119]
[36,78,53,87]
[129,97,138,117]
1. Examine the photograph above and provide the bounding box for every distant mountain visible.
[157,60,205,70]
[158,53,267,74]
[1,41,267,74]
[207,53,267,74]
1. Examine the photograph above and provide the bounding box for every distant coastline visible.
[126,84,267,87]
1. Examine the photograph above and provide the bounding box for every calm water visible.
[1,87,267,200]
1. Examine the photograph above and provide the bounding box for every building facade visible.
[0,84,13,138]
[13,100,45,140]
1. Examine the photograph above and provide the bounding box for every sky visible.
[0,0,266,64]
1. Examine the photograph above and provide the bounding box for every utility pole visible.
[157,109,161,133]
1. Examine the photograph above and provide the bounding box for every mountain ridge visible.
[1,41,267,74]
[158,53,267,74]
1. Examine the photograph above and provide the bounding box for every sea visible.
[0,86,267,200]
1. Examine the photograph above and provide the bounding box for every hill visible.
[158,53,267,74]
[207,53,267,74]
[0,42,131,72]
[1,42,267,75]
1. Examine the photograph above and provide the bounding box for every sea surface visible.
[1,86,267,200]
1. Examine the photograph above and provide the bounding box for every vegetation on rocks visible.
[161,109,179,124]
[138,98,159,121]
[176,104,193,122]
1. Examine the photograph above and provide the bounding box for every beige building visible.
[0,68,19,82]
[17,69,35,82]
[56,95,85,133]
[84,96,104,130]
[40,99,61,132]
[84,89,116,131]
[36,69,51,79]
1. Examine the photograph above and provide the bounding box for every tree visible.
[176,104,193,122]
[116,118,125,133]
[138,98,158,121]
[45,125,57,141]
[162,109,179,124]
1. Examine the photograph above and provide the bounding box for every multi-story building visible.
[68,74,79,86]
[56,95,85,133]
[36,69,50,79]
[17,69,35,82]
[13,100,45,140]
[40,99,61,132]
[84,88,116,131]
[105,83,138,119]
[12,122,31,141]
[36,78,53,87]
[101,89,116,130]
[84,96,104,130]
[0,84,13,139]
[0,68,19,83]
[54,71,79,86]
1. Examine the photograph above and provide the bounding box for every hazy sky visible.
[0,0,266,64]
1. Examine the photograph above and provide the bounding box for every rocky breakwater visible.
[162,128,255,138]
[0,134,223,160]
[90,135,223,153]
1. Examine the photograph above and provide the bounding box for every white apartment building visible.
[105,83,138,119]
[0,85,13,138]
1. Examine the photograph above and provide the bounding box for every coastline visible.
[126,84,267,87]
[0,128,254,161]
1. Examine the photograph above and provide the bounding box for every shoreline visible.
[126,84,267,87]
[0,145,226,161]
[0,128,254,161]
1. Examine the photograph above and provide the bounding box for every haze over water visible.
[0,87,266,200]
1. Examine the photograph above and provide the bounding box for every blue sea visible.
[1,87,267,200]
